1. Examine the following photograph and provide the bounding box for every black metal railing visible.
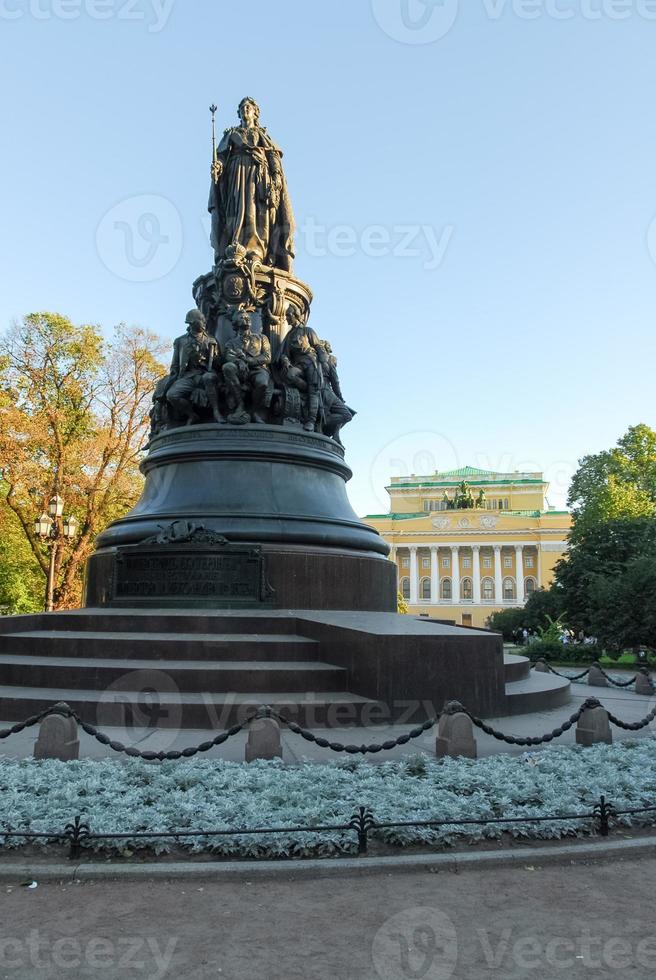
[2,795,656,860]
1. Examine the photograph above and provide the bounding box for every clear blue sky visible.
[2,0,655,516]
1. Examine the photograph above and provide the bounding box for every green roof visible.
[437,466,494,477]
[387,478,544,489]
[364,510,569,521]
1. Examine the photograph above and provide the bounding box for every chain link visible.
[3,695,655,760]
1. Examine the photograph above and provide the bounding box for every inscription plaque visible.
[112,544,274,607]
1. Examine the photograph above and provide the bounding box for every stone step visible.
[0,610,301,637]
[0,686,382,729]
[0,631,319,662]
[0,654,347,693]
[503,653,531,683]
[504,671,571,715]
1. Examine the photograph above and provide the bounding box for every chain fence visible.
[532,661,654,691]
[1,696,656,760]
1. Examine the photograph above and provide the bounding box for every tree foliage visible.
[486,587,566,640]
[589,556,656,653]
[0,313,166,610]
[567,424,656,543]
[555,516,656,637]
[551,424,656,650]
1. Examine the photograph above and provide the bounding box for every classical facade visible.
[364,466,571,628]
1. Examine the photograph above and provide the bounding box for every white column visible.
[515,545,525,604]
[430,546,439,603]
[494,545,503,603]
[409,546,418,605]
[535,543,542,588]
[451,546,460,603]
[472,545,481,604]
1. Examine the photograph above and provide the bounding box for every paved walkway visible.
[0,673,653,763]
[0,856,654,978]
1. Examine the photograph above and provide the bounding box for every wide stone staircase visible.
[503,652,570,715]
[0,611,570,730]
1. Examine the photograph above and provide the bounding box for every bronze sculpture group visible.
[150,305,354,443]
[442,483,487,511]
[150,98,353,446]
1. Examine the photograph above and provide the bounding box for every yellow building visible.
[364,466,571,628]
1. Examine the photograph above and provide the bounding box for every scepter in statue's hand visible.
[210,104,223,184]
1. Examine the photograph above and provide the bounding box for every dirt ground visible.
[0,856,655,979]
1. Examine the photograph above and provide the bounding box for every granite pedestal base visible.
[84,423,395,612]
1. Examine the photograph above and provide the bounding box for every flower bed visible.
[1,740,655,858]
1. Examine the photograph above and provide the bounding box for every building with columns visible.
[364,466,571,628]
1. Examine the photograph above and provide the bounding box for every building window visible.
[402,558,409,568]
[422,558,430,569]
[420,578,431,600]
[442,557,450,569]
[400,578,410,600]
[462,557,471,569]
[483,557,492,569]
[462,578,473,600]
[525,555,534,568]
[503,556,512,568]
[441,578,452,600]
[525,577,537,598]
[482,578,494,601]
[503,577,516,601]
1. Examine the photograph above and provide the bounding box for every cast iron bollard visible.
[587,663,608,688]
[34,702,80,761]
[245,709,283,763]
[576,704,612,746]
[635,669,654,696]
[436,705,477,759]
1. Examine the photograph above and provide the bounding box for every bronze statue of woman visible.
[208,98,295,273]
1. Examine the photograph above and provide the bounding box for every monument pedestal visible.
[84,423,396,612]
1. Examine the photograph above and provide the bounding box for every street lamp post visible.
[34,495,79,612]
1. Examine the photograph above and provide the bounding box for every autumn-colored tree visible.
[0,312,166,610]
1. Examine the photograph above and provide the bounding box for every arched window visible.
[503,577,516,601]
[441,578,452,600]
[482,577,494,601]
[400,578,410,601]
[420,578,431,601]
[525,577,537,598]
[462,578,473,600]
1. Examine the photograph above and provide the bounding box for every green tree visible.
[0,501,42,613]
[589,555,656,653]
[487,587,566,639]
[0,313,166,609]
[568,424,656,543]
[486,606,525,640]
[551,425,656,642]
[556,517,656,637]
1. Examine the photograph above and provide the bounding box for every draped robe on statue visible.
[208,126,295,272]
